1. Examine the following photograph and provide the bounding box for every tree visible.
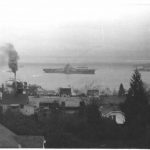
[86,98,101,123]
[121,69,149,137]
[118,83,125,96]
[127,69,148,105]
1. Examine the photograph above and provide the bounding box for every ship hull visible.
[43,68,95,74]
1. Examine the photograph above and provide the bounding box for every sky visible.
[0,0,150,63]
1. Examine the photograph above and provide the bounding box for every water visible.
[0,62,150,92]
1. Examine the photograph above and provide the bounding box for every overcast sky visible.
[0,0,150,63]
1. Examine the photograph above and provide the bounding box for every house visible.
[58,88,71,97]
[0,123,45,148]
[99,105,125,124]
[87,89,99,97]
[0,93,29,113]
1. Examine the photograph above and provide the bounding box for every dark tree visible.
[121,69,149,137]
[127,69,148,105]
[86,98,100,124]
[118,83,125,96]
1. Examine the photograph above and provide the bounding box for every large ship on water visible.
[43,64,95,74]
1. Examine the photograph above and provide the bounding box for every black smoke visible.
[0,43,19,74]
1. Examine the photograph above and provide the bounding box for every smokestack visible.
[0,43,19,80]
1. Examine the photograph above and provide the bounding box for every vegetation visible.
[0,69,150,148]
[0,102,128,148]
[121,69,150,140]
[118,83,125,96]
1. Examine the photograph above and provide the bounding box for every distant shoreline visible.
[19,60,150,67]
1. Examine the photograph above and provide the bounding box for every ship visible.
[43,64,95,74]
[137,65,150,72]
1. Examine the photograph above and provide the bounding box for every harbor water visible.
[0,62,150,92]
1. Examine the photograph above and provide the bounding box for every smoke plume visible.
[0,43,19,74]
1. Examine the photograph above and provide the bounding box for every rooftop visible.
[0,123,44,148]
[29,96,81,106]
[100,95,126,105]
[15,135,44,148]
[0,123,18,148]
[99,105,123,116]
[1,93,29,105]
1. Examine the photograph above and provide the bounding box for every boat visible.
[43,64,95,74]
[137,66,150,72]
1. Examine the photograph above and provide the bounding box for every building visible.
[58,88,71,97]
[0,79,29,113]
[28,96,60,108]
[98,96,126,124]
[38,97,82,114]
[3,79,27,95]
[87,89,99,97]
[29,96,82,116]
[99,105,125,124]
[0,123,45,148]
[39,101,59,113]
[0,93,29,113]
